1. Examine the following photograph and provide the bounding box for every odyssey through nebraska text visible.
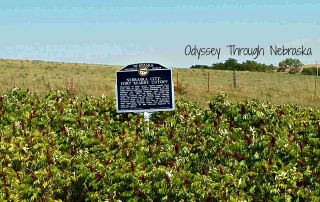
[227,45,312,59]
[184,44,312,60]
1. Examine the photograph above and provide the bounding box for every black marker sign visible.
[115,63,175,113]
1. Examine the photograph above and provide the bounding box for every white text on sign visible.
[120,77,169,86]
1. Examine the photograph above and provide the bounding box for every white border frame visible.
[115,68,175,113]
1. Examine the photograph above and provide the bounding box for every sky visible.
[1,0,320,68]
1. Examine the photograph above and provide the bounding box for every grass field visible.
[1,58,320,201]
[1,58,320,108]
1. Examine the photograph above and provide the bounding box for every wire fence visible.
[173,70,320,99]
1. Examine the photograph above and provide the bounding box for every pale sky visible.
[1,0,319,68]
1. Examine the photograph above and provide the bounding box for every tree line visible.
[190,58,318,76]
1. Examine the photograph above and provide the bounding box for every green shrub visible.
[302,67,318,75]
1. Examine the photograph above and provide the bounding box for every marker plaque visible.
[115,63,175,113]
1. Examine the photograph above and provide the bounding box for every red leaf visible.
[206,140,209,150]
[271,135,276,146]
[96,173,104,181]
[105,159,110,166]
[205,193,212,202]
[174,143,179,154]
[113,141,118,148]
[170,129,174,139]
[46,157,53,164]
[136,116,140,125]
[268,157,273,165]
[77,119,82,127]
[89,166,93,172]
[103,114,109,121]
[201,166,207,175]
[296,180,303,187]
[148,146,153,157]
[216,147,221,155]
[297,159,305,166]
[245,135,252,145]
[213,119,218,127]
[99,135,104,142]
[31,173,37,181]
[0,173,6,180]
[169,160,174,168]
[241,104,245,114]
[229,121,233,129]
[134,187,142,197]
[209,103,213,111]
[70,146,75,156]
[219,166,224,175]
[262,165,267,173]
[235,153,242,160]
[130,161,135,172]
[156,138,161,146]
[277,109,284,115]
[299,142,303,151]
[165,174,171,183]
[184,178,189,184]
[140,175,146,183]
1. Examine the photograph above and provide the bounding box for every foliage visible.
[190,58,276,73]
[190,65,211,69]
[278,58,303,74]
[301,67,318,76]
[1,88,320,201]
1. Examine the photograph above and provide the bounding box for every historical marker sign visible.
[115,63,175,113]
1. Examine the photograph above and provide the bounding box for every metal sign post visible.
[143,112,151,132]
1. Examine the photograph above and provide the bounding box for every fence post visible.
[233,70,236,88]
[207,72,209,92]
[315,80,317,99]
[176,73,179,94]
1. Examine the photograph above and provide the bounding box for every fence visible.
[173,69,320,102]
[2,68,319,106]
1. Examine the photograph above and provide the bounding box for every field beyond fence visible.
[1,58,320,108]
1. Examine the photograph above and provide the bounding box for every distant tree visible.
[241,60,258,71]
[224,58,239,70]
[211,62,225,70]
[190,58,275,73]
[277,58,303,74]
[190,65,211,69]
[301,67,317,76]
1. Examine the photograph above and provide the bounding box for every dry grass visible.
[173,68,320,108]
[1,58,320,109]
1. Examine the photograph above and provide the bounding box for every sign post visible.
[115,63,175,131]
